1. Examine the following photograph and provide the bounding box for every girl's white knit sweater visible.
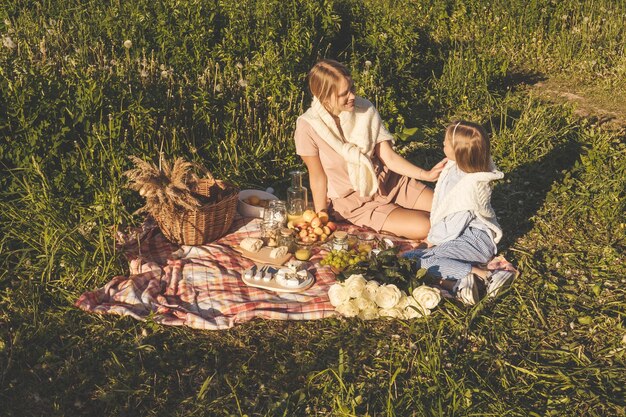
[430,160,504,244]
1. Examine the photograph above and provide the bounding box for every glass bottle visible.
[287,170,308,221]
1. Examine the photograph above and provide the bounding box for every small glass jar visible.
[357,232,376,253]
[261,222,280,247]
[277,228,297,253]
[346,233,359,250]
[263,200,287,227]
[331,230,349,251]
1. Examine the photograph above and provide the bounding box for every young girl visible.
[403,121,515,305]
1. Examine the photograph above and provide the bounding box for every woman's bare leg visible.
[380,207,431,240]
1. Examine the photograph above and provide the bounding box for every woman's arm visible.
[376,141,446,182]
[300,155,328,212]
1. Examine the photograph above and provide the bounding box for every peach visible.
[313,227,324,236]
[326,221,337,232]
[295,221,309,229]
[310,217,322,228]
[299,229,308,239]
[317,211,329,225]
[323,226,331,235]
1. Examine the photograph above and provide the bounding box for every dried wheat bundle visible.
[124,156,204,216]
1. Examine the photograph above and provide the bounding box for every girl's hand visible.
[420,158,447,182]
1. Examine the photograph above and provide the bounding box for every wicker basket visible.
[154,177,239,245]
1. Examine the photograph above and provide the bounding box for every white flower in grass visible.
[328,282,349,307]
[214,83,222,93]
[355,296,376,311]
[235,62,243,69]
[412,285,441,310]
[358,307,379,320]
[364,280,380,299]
[161,70,169,79]
[3,35,16,50]
[379,307,405,319]
[404,296,429,319]
[364,60,372,68]
[123,39,132,49]
[396,293,410,310]
[336,299,359,317]
[238,78,248,88]
[344,274,367,298]
[375,284,402,309]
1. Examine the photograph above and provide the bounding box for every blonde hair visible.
[307,59,352,104]
[445,121,491,173]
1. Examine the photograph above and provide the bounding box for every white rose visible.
[412,285,441,310]
[396,293,410,310]
[364,280,380,299]
[355,296,377,311]
[375,284,402,309]
[358,307,379,320]
[328,283,349,307]
[344,274,367,298]
[336,299,359,317]
[379,307,404,319]
[404,296,428,319]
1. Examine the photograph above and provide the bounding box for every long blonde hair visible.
[306,59,352,104]
[446,121,491,173]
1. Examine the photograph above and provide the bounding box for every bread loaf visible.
[240,237,263,253]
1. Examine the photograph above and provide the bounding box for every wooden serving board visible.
[233,245,293,266]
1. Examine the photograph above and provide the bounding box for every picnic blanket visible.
[75,217,423,330]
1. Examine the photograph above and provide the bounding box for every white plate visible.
[242,266,314,293]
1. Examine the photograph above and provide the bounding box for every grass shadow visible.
[492,138,583,250]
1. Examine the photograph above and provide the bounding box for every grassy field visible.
[1,0,625,415]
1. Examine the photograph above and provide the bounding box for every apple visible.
[299,229,308,239]
[323,226,331,235]
[317,211,329,225]
[313,227,324,236]
[302,209,316,223]
[295,221,309,229]
[310,217,322,228]
[326,221,337,232]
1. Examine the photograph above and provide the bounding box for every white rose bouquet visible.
[329,275,442,320]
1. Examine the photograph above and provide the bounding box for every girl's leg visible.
[407,228,495,281]
[380,207,431,240]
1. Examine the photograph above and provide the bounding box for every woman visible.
[294,59,445,240]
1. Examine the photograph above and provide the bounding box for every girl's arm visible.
[376,141,446,182]
[300,155,328,212]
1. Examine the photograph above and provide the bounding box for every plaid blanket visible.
[75,217,423,330]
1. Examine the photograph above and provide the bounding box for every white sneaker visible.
[456,273,479,306]
[486,270,515,298]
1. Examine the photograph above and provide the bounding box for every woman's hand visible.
[420,158,447,182]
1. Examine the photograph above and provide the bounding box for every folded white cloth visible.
[298,96,394,197]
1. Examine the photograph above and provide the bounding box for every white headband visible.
[451,122,461,146]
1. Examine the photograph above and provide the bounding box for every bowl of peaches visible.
[237,189,278,218]
[288,209,338,245]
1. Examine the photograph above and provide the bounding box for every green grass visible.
[1,0,625,415]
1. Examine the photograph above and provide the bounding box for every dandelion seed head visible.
[2,35,16,50]
[123,39,132,49]
[365,60,372,68]
[161,70,169,79]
